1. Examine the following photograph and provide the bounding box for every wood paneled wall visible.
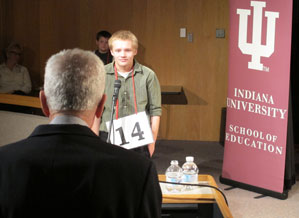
[1,0,40,89]
[1,0,229,141]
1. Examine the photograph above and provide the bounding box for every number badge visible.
[106,111,154,149]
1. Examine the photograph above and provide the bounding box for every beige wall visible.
[0,111,48,146]
[1,0,229,141]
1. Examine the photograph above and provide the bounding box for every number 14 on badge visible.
[106,111,154,149]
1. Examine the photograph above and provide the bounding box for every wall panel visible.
[0,0,8,62]
[2,0,41,91]
[4,0,229,141]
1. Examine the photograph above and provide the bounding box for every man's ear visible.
[95,94,106,118]
[39,90,50,117]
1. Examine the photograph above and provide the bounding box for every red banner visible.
[222,0,293,193]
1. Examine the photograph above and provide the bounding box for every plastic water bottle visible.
[165,160,183,192]
[181,156,199,190]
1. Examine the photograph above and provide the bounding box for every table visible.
[0,93,41,108]
[159,174,233,218]
[0,93,43,115]
[161,86,187,105]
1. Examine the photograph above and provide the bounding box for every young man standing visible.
[100,30,161,158]
[95,30,113,65]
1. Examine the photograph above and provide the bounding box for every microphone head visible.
[114,80,121,89]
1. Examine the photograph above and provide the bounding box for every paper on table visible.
[159,181,213,195]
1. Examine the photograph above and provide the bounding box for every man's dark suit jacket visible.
[0,124,162,218]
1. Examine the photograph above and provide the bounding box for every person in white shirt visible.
[0,42,32,94]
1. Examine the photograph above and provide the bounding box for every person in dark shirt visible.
[94,30,113,65]
[0,48,162,218]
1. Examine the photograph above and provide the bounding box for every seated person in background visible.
[0,42,32,94]
[95,30,113,65]
[0,48,162,218]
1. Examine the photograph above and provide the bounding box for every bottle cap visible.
[170,160,179,165]
[186,156,194,162]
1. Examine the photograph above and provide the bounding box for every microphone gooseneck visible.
[112,80,121,103]
[107,80,122,143]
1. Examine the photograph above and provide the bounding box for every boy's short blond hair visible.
[109,30,138,50]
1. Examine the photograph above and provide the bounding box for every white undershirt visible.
[118,70,133,79]
[50,115,88,126]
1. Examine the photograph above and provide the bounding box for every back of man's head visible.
[44,48,105,112]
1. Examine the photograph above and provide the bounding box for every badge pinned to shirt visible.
[106,111,154,149]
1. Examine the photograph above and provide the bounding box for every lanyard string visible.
[114,64,138,119]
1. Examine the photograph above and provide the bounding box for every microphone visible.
[112,80,121,105]
[107,80,121,143]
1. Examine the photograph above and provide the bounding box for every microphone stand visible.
[107,80,121,143]
[107,98,116,143]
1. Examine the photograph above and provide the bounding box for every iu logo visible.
[237,1,279,71]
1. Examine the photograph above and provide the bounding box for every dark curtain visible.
[284,91,296,189]
[284,0,299,190]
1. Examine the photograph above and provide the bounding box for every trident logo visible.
[237,1,279,71]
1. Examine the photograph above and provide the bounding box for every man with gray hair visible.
[0,48,162,218]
